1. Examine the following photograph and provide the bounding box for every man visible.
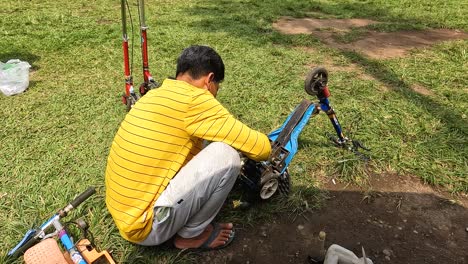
[105,45,271,250]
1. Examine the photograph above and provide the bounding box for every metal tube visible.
[320,98,346,142]
[121,0,127,38]
[139,0,147,28]
[57,228,87,264]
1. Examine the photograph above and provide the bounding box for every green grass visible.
[0,0,467,263]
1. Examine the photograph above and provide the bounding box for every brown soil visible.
[410,84,435,96]
[199,174,468,264]
[273,17,468,59]
[273,17,379,34]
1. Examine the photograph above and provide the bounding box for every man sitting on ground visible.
[105,45,271,250]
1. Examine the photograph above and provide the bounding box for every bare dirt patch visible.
[198,174,468,264]
[273,17,468,59]
[410,83,435,96]
[319,29,468,59]
[273,17,379,34]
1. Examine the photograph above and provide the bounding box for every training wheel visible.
[260,178,279,200]
[305,67,328,96]
[260,172,279,200]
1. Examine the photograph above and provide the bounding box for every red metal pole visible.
[121,0,133,99]
[138,0,157,95]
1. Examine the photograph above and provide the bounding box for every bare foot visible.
[174,223,234,249]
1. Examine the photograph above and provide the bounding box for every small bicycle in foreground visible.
[8,187,115,264]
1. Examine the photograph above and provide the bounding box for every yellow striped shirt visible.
[105,78,271,242]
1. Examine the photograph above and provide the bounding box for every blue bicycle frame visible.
[268,97,346,175]
[268,103,318,174]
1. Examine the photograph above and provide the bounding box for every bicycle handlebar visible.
[8,187,96,259]
[70,187,96,209]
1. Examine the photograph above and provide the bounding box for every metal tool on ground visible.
[322,244,374,264]
[120,0,159,111]
[238,67,370,205]
[7,187,115,264]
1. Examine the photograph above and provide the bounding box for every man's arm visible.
[184,91,271,161]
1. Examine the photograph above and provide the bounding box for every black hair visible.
[176,45,225,83]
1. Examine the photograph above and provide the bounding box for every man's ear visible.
[200,73,212,90]
[202,72,215,90]
[207,72,215,83]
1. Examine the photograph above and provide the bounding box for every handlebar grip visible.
[70,187,96,209]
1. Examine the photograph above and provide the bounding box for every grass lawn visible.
[0,0,466,263]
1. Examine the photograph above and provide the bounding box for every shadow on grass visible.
[179,0,466,135]
[340,50,467,136]
[180,0,466,189]
[184,2,349,38]
[181,0,464,46]
[0,51,41,71]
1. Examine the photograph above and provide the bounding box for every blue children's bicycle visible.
[7,187,116,264]
[239,67,369,203]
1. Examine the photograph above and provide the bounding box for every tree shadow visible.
[1,51,41,91]
[181,0,466,135]
[340,51,466,138]
[0,51,41,71]
[180,0,464,46]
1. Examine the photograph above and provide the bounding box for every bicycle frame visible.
[239,93,346,201]
[8,187,96,263]
[239,67,368,202]
[267,95,347,175]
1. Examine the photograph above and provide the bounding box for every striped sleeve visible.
[184,91,271,161]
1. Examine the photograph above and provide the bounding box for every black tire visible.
[278,169,291,196]
[305,67,328,96]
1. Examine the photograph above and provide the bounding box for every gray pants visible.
[138,142,241,246]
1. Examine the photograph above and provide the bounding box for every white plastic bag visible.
[0,59,31,96]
